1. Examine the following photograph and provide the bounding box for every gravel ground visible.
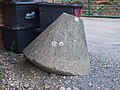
[0,17,120,90]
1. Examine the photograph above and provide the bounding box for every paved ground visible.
[83,17,120,47]
[0,17,120,90]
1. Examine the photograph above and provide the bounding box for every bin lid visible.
[37,2,83,8]
[0,1,36,5]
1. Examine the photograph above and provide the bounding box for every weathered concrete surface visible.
[23,13,90,75]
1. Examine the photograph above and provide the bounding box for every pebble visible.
[22,74,24,78]
[24,82,30,89]
[112,78,119,82]
[33,85,38,90]
[0,86,5,90]
[11,82,15,87]
[66,87,72,90]
[0,65,3,69]
[15,87,19,90]
[29,88,32,90]
[33,87,38,90]
[63,76,66,79]
[2,79,7,85]
[58,86,65,90]
[72,87,79,90]
[0,80,2,85]
[43,84,50,89]
[89,82,92,86]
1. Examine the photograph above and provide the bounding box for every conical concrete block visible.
[23,13,90,75]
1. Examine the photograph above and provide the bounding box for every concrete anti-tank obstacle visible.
[23,13,90,75]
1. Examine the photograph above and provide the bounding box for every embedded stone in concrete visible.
[23,13,90,75]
